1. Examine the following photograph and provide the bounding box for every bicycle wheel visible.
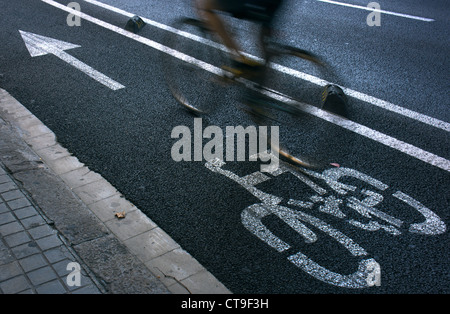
[163,18,228,115]
[246,43,350,169]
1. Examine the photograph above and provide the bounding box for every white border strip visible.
[40,0,450,172]
[317,0,435,22]
[83,0,449,133]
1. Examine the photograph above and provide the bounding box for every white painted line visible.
[316,0,435,22]
[20,30,124,90]
[258,85,450,172]
[270,63,450,133]
[41,0,450,172]
[83,0,449,133]
[84,0,225,49]
[42,0,223,78]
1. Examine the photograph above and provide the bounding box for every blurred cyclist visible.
[195,0,284,76]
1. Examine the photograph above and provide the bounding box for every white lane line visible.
[316,0,435,22]
[270,63,450,133]
[41,0,450,172]
[41,0,223,76]
[257,86,450,172]
[83,0,449,133]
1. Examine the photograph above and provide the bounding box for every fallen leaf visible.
[115,211,126,219]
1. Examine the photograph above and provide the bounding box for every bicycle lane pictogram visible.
[205,155,447,289]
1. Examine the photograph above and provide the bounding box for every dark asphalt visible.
[0,0,448,293]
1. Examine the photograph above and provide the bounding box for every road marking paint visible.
[269,63,450,133]
[41,0,450,172]
[41,0,224,76]
[20,30,124,90]
[316,0,435,22]
[206,158,446,287]
[257,84,450,172]
[83,0,449,133]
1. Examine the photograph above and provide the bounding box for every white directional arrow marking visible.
[19,30,125,90]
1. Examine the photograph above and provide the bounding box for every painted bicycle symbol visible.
[205,156,446,288]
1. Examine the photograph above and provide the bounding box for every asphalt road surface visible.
[0,0,448,293]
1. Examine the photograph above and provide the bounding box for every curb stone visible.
[0,88,231,294]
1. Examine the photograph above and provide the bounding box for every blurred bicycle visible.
[163,0,349,169]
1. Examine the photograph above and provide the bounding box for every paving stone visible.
[25,133,56,151]
[20,215,46,229]
[35,279,67,294]
[73,235,169,294]
[35,144,71,163]
[123,227,180,262]
[0,202,8,214]
[0,275,31,294]
[59,166,103,189]
[0,221,24,236]
[27,266,58,286]
[47,156,84,175]
[35,235,63,251]
[0,175,11,184]
[19,254,47,272]
[1,190,24,201]
[4,231,31,248]
[145,248,204,285]
[0,212,16,226]
[0,241,15,265]
[88,194,135,222]
[0,261,22,281]
[43,246,73,264]
[71,284,101,294]
[7,198,31,210]
[13,206,38,219]
[105,208,157,241]
[52,259,72,278]
[179,270,230,294]
[0,90,230,294]
[167,282,190,294]
[0,182,16,193]
[73,180,118,205]
[28,224,56,240]
[11,242,40,259]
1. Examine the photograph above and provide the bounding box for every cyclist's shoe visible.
[223,56,264,79]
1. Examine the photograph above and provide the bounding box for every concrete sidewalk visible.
[0,88,230,294]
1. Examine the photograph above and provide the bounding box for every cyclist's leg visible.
[196,0,264,76]
[257,0,284,61]
[243,20,278,121]
[195,0,243,60]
